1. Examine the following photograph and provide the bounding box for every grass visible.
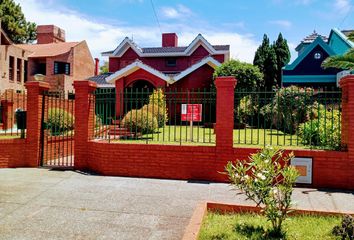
[0,134,21,140]
[109,125,312,149]
[199,212,341,240]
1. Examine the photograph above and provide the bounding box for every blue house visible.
[282,29,353,88]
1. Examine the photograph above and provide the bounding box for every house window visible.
[54,61,70,75]
[314,52,322,60]
[38,63,46,75]
[9,56,14,81]
[24,61,28,82]
[17,59,22,83]
[166,58,177,67]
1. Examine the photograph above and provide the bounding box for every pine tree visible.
[274,33,290,87]
[0,0,36,43]
[253,34,277,89]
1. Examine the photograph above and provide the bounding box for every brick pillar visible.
[73,80,97,171]
[25,81,50,167]
[339,75,354,156]
[1,100,14,130]
[215,76,237,151]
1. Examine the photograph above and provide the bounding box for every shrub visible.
[261,86,314,134]
[146,89,168,127]
[122,108,158,134]
[236,95,258,125]
[298,106,341,150]
[214,59,264,89]
[332,215,354,240]
[46,108,74,136]
[225,146,299,237]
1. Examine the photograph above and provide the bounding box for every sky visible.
[16,0,354,64]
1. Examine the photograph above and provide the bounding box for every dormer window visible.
[166,58,177,67]
[314,52,322,60]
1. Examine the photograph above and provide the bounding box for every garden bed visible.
[183,202,353,240]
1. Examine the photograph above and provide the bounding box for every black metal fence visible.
[93,88,216,145]
[0,89,27,138]
[233,87,342,150]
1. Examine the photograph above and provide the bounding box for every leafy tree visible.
[253,34,277,89]
[274,33,291,86]
[100,61,109,74]
[214,59,264,89]
[0,0,36,43]
[322,32,354,71]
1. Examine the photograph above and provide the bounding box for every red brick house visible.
[16,25,95,92]
[90,33,229,117]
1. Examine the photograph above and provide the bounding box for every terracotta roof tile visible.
[15,42,80,57]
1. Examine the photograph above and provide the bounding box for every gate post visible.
[73,80,97,171]
[215,76,237,151]
[339,75,354,157]
[25,81,50,167]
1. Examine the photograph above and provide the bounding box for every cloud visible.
[334,0,352,14]
[16,0,259,63]
[160,4,193,19]
[268,20,292,28]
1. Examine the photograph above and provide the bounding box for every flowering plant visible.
[225,146,299,236]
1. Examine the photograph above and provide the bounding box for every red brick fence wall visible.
[1,77,354,190]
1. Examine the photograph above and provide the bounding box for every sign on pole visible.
[181,104,202,122]
[181,104,202,142]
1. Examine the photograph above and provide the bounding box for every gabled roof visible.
[284,36,335,71]
[328,28,354,49]
[104,56,221,85]
[16,42,80,57]
[102,34,229,57]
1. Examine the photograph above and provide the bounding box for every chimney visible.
[36,25,66,44]
[162,33,178,47]
[94,58,99,76]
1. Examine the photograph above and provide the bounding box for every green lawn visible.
[0,135,21,140]
[111,126,311,149]
[199,212,341,240]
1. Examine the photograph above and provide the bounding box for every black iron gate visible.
[40,91,75,168]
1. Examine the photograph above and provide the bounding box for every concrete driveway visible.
[0,168,353,240]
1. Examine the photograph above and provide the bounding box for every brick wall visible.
[0,139,26,168]
[86,142,353,189]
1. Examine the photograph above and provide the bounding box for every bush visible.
[298,106,341,150]
[214,59,264,89]
[225,146,299,237]
[142,104,167,128]
[236,95,258,125]
[261,86,314,134]
[146,89,168,127]
[122,109,158,134]
[46,108,74,136]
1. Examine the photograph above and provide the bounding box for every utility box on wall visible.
[291,157,313,184]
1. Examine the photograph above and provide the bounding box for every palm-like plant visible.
[322,32,354,70]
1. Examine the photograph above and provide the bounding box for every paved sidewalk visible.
[0,168,353,240]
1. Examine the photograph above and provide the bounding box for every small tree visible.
[254,34,278,89]
[225,146,299,237]
[214,59,264,89]
[274,33,291,86]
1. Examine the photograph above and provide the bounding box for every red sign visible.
[181,104,202,122]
